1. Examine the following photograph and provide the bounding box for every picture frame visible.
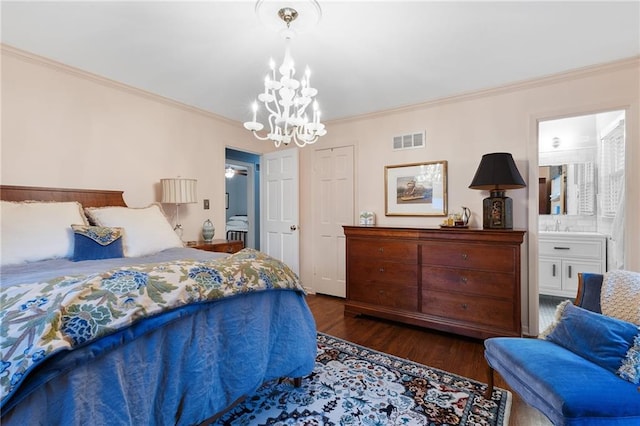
[385,160,448,216]
[225,192,229,210]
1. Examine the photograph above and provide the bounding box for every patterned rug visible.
[214,333,511,425]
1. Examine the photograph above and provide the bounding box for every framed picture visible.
[385,160,448,216]
[225,192,229,210]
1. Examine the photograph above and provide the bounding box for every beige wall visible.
[2,45,638,333]
[1,45,271,242]
[299,57,639,333]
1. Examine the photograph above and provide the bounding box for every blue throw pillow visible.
[71,225,124,261]
[546,302,640,382]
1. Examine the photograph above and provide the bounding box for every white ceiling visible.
[2,1,639,123]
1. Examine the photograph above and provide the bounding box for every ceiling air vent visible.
[392,132,425,150]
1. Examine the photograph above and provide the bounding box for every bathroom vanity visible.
[539,232,607,298]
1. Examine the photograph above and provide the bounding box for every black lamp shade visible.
[469,153,526,229]
[469,153,526,190]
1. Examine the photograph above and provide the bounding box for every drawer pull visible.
[461,253,468,260]
[568,265,572,279]
[379,268,385,273]
[461,303,468,310]
[553,246,570,250]
[552,264,556,277]
[460,277,468,284]
[378,247,384,253]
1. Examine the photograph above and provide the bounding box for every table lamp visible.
[469,153,526,229]
[160,177,197,237]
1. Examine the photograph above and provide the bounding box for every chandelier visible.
[243,6,326,147]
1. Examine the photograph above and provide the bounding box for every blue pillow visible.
[546,302,640,381]
[71,225,124,261]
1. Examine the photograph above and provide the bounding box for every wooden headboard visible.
[0,185,127,207]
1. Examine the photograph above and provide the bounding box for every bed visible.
[225,215,248,246]
[0,185,317,425]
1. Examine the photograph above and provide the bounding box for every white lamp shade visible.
[161,178,197,204]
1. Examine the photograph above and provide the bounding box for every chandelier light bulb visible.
[243,6,326,148]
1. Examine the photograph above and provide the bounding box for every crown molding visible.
[1,43,241,127]
[328,56,640,125]
[3,43,637,128]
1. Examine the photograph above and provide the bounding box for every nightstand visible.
[189,239,244,254]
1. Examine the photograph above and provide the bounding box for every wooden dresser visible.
[343,226,526,339]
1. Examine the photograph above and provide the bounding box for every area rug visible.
[214,333,511,425]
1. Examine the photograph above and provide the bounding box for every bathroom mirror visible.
[538,163,595,216]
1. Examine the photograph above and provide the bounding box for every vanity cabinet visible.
[344,226,525,339]
[539,233,607,298]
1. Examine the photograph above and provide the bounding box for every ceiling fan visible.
[225,165,248,178]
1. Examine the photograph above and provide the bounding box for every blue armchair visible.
[484,272,640,426]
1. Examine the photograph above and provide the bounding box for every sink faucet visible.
[554,218,561,232]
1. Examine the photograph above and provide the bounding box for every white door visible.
[261,148,300,274]
[312,146,354,297]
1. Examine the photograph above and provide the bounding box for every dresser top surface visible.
[343,225,526,244]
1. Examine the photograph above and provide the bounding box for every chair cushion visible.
[576,272,603,313]
[485,337,640,426]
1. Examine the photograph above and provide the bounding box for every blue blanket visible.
[1,248,315,422]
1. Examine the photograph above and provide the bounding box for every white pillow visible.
[229,215,248,222]
[1,200,88,266]
[226,220,248,228]
[85,204,183,257]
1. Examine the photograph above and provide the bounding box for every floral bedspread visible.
[0,248,303,404]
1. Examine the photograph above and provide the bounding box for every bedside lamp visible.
[469,153,526,229]
[160,177,197,238]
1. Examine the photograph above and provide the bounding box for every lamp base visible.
[482,190,513,229]
[174,224,184,239]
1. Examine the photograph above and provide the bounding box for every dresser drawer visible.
[349,239,417,262]
[422,266,515,298]
[348,280,418,311]
[422,290,515,330]
[350,260,418,285]
[539,239,603,259]
[421,242,515,273]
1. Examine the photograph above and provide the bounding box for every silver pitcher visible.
[461,207,471,226]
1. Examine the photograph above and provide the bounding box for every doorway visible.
[536,109,626,332]
[225,148,260,249]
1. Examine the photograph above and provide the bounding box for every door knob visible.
[290,225,298,231]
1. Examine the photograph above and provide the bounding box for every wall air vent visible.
[392,131,425,150]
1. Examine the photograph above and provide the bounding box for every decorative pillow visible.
[84,204,183,258]
[545,302,640,382]
[226,220,248,228]
[71,225,124,261]
[538,299,572,339]
[601,270,640,325]
[1,200,88,266]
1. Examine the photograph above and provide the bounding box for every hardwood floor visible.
[307,294,552,426]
